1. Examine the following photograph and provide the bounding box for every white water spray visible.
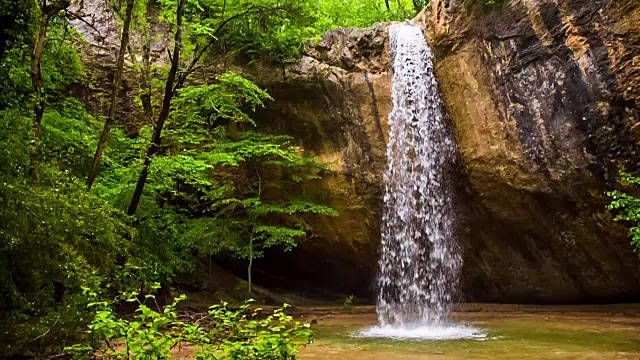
[360,23,483,341]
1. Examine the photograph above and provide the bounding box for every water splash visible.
[359,324,485,340]
[360,23,480,340]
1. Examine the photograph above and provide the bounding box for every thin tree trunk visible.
[248,229,254,293]
[247,165,262,294]
[30,11,49,185]
[127,0,187,216]
[87,0,136,190]
[160,280,172,304]
[30,0,71,184]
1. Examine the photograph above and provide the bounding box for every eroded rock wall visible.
[251,0,640,303]
[413,0,640,302]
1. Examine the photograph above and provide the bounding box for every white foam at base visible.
[358,323,486,340]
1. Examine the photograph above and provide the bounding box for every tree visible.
[30,0,71,184]
[127,73,338,293]
[86,0,136,190]
[207,132,338,293]
[127,0,188,215]
[124,0,312,215]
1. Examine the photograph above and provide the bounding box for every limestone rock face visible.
[418,0,640,302]
[252,0,640,303]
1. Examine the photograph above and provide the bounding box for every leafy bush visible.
[608,171,640,251]
[66,291,313,359]
[207,301,312,359]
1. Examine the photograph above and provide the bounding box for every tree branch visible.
[65,9,103,37]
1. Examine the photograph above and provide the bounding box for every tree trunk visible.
[29,11,49,185]
[247,167,261,294]
[87,0,136,190]
[29,0,71,184]
[248,232,253,293]
[127,0,187,216]
[160,280,172,304]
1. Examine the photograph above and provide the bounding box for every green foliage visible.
[608,171,640,251]
[66,292,313,359]
[1,0,363,356]
[0,148,132,357]
[66,291,205,359]
[0,100,131,315]
[207,300,313,359]
[0,0,35,58]
[41,98,102,175]
[0,15,84,110]
[0,0,36,107]
[170,72,272,140]
[0,174,131,308]
[174,0,423,63]
[315,0,416,28]
[0,21,128,354]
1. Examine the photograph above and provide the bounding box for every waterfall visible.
[379,22,459,326]
[360,22,483,341]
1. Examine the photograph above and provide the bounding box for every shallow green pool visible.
[299,308,640,359]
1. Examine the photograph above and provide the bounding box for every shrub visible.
[65,290,313,359]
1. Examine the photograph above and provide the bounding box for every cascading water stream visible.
[360,22,484,341]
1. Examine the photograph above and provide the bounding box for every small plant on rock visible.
[608,171,640,252]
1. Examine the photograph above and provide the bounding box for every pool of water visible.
[298,305,640,360]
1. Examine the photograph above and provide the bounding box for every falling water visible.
[360,22,483,340]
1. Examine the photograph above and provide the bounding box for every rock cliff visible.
[249,0,640,303]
